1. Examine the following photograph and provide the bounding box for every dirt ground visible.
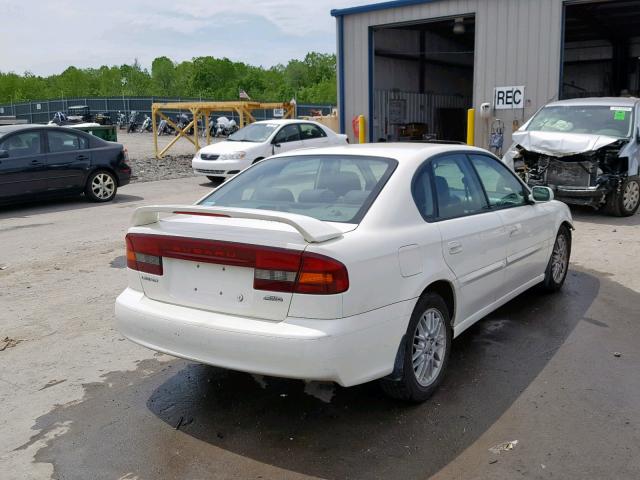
[0,177,639,480]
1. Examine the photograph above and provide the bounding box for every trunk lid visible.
[128,207,354,321]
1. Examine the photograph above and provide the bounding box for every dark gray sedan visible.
[0,124,131,204]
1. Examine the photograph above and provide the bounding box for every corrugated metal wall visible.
[338,0,565,148]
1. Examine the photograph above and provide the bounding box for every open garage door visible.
[371,16,475,143]
[562,0,640,99]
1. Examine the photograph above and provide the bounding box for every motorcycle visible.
[174,113,194,135]
[214,116,238,137]
[116,111,127,130]
[127,111,139,134]
[157,119,174,136]
[140,114,152,133]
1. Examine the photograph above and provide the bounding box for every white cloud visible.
[0,0,366,75]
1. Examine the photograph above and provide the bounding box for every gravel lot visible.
[117,131,224,183]
[0,178,639,480]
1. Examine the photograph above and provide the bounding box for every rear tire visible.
[380,293,452,402]
[605,177,640,217]
[542,225,571,292]
[85,170,117,202]
[252,157,264,164]
[206,176,222,183]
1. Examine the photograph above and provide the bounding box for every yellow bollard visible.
[358,114,366,144]
[466,108,475,146]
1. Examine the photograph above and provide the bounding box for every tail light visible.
[125,234,348,295]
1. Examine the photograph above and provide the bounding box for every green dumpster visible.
[70,124,118,142]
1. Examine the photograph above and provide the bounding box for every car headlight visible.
[218,151,246,160]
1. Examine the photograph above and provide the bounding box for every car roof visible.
[0,124,44,136]
[273,142,492,162]
[253,119,321,125]
[545,97,638,108]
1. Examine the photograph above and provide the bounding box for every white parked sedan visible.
[192,119,348,182]
[116,144,573,402]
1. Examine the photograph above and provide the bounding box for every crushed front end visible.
[512,140,629,208]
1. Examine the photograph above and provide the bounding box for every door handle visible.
[447,241,463,255]
[77,155,89,160]
[31,159,43,165]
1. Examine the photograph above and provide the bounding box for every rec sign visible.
[494,85,525,110]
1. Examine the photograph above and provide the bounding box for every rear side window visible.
[299,124,326,139]
[199,155,397,223]
[0,131,42,157]
[48,130,88,152]
[431,154,488,220]
[469,154,527,208]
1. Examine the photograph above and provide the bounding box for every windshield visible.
[228,123,279,142]
[199,155,397,223]
[527,105,634,138]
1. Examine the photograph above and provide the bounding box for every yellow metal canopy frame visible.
[151,101,295,159]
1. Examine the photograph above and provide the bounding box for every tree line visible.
[0,53,337,105]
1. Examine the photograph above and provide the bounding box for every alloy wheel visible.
[551,233,568,283]
[622,180,640,212]
[412,308,446,387]
[91,173,115,200]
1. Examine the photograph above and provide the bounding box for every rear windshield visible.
[527,105,634,138]
[199,155,397,223]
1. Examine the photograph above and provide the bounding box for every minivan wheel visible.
[605,177,640,217]
[85,170,117,202]
[542,225,571,292]
[380,293,452,402]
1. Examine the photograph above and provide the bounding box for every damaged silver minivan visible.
[503,97,640,216]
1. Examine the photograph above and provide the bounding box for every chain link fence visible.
[0,97,334,124]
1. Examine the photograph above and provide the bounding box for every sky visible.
[0,0,368,75]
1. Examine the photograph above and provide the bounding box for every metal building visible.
[332,0,640,149]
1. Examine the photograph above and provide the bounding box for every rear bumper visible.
[115,288,411,387]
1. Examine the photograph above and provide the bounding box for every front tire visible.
[380,293,452,402]
[605,177,640,217]
[85,170,117,202]
[542,225,571,292]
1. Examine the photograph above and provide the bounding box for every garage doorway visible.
[371,16,475,143]
[562,1,640,99]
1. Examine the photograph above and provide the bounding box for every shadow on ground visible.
[570,205,640,226]
[26,269,608,479]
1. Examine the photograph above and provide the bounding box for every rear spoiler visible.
[131,205,344,243]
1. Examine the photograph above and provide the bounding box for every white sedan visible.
[192,119,348,182]
[116,144,573,402]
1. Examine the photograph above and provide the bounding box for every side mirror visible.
[272,142,281,147]
[636,126,640,144]
[530,186,554,202]
[0,150,8,159]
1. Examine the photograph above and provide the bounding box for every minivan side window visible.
[0,131,42,158]
[430,154,488,220]
[468,154,527,208]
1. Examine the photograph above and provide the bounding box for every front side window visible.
[48,131,86,152]
[299,123,326,140]
[274,124,301,143]
[199,155,397,223]
[469,154,527,208]
[0,131,42,158]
